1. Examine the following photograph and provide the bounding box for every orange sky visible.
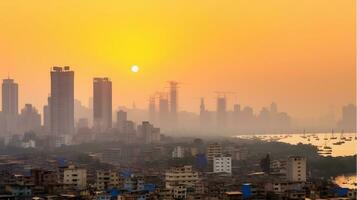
[0,0,355,119]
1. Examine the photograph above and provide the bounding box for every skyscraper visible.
[116,110,127,132]
[200,98,208,128]
[1,78,19,134]
[159,93,169,129]
[93,78,112,132]
[338,104,356,131]
[2,78,18,115]
[43,96,51,132]
[148,95,156,124]
[50,66,74,135]
[169,81,178,127]
[216,96,227,128]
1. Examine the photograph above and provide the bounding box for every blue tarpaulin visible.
[57,157,67,167]
[196,154,207,169]
[144,183,156,192]
[110,188,120,197]
[333,187,349,197]
[241,184,252,199]
[121,170,132,178]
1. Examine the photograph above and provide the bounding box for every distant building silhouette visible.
[74,99,92,129]
[148,95,156,124]
[19,104,41,133]
[117,110,127,132]
[1,78,19,134]
[137,121,161,144]
[270,102,278,114]
[216,96,227,128]
[159,93,169,129]
[169,81,178,128]
[338,104,356,132]
[77,118,89,129]
[50,66,74,135]
[199,98,210,129]
[2,78,18,115]
[43,96,51,132]
[93,78,112,132]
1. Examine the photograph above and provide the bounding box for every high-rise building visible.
[169,81,178,127]
[93,78,112,132]
[2,78,18,115]
[148,95,156,124]
[19,104,41,133]
[43,96,51,132]
[270,102,278,114]
[338,104,356,132]
[216,96,227,128]
[117,110,127,132]
[137,121,161,144]
[50,66,74,135]
[200,98,206,125]
[287,156,306,182]
[159,93,169,129]
[1,78,19,134]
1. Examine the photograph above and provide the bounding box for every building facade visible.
[93,78,112,132]
[213,156,232,174]
[165,165,199,189]
[63,165,87,189]
[172,146,185,158]
[207,143,223,161]
[2,78,18,115]
[50,66,74,135]
[96,170,121,190]
[287,156,306,182]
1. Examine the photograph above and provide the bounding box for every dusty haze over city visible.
[0,0,355,123]
[0,1,356,200]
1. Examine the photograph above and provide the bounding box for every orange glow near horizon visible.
[0,0,355,119]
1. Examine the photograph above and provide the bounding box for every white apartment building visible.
[287,156,306,182]
[213,156,232,174]
[165,165,199,189]
[63,165,87,189]
[172,146,185,158]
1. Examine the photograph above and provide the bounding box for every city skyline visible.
[0,1,355,199]
[0,0,355,120]
[0,69,355,134]
[0,67,354,122]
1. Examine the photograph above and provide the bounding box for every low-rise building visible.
[213,156,232,174]
[96,170,121,190]
[173,185,187,199]
[63,165,87,189]
[172,146,185,158]
[207,143,222,161]
[165,165,199,189]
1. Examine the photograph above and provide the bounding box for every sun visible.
[131,65,139,73]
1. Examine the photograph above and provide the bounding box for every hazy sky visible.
[0,0,355,119]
